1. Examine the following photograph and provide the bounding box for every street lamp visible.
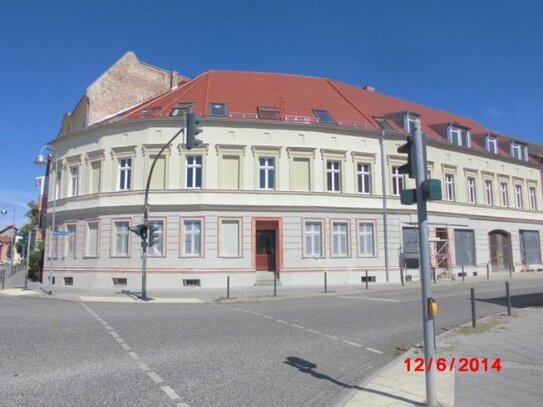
[1,204,16,268]
[34,144,59,295]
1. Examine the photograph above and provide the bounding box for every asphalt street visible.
[1,277,543,406]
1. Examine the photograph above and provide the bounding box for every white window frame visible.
[392,166,404,196]
[511,142,528,161]
[485,136,498,154]
[113,220,130,257]
[118,158,132,191]
[326,160,341,192]
[357,222,375,257]
[484,179,493,205]
[331,221,349,257]
[444,174,455,201]
[357,163,371,194]
[514,184,523,209]
[467,177,476,204]
[54,167,62,200]
[448,126,471,147]
[529,187,537,210]
[258,157,275,190]
[69,165,79,197]
[304,221,323,257]
[403,113,419,133]
[185,155,203,189]
[500,182,509,207]
[182,219,202,257]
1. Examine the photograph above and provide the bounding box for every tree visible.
[16,201,39,256]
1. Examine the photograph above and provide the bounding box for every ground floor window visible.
[148,220,164,256]
[358,222,374,256]
[220,219,241,257]
[304,221,322,257]
[520,230,542,265]
[454,229,476,266]
[183,220,202,256]
[86,221,99,257]
[332,221,349,257]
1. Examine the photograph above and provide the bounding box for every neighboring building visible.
[39,52,543,289]
[0,225,20,265]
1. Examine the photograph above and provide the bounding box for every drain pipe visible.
[380,130,390,282]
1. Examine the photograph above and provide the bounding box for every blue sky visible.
[1,0,542,229]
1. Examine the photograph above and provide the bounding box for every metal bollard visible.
[273,272,277,297]
[432,267,436,284]
[1,269,4,290]
[400,267,405,287]
[506,282,511,316]
[471,287,476,328]
[324,272,327,293]
[227,276,230,299]
[365,270,368,290]
[486,263,490,280]
[509,263,512,278]
[462,265,465,282]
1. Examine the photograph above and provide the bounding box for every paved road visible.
[1,278,542,406]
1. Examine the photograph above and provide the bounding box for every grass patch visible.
[454,322,499,335]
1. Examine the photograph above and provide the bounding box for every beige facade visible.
[40,117,543,289]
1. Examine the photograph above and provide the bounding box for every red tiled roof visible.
[101,70,539,164]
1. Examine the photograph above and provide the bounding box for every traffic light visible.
[128,224,148,240]
[421,179,443,201]
[186,113,203,149]
[397,136,417,179]
[148,223,160,247]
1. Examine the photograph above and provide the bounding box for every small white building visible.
[40,52,543,289]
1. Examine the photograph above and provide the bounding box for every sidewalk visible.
[1,269,543,304]
[341,307,543,406]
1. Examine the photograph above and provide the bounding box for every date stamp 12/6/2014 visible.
[404,357,502,373]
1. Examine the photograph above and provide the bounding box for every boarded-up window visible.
[520,230,542,264]
[89,161,101,194]
[291,158,310,191]
[86,222,99,257]
[454,229,476,266]
[66,224,76,258]
[219,155,240,190]
[146,155,166,189]
[402,227,419,269]
[220,220,240,257]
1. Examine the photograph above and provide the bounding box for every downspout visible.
[380,130,390,282]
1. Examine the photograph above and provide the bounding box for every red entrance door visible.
[256,230,276,271]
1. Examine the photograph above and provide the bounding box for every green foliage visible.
[28,248,43,281]
[16,201,39,256]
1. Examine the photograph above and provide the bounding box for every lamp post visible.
[1,204,16,268]
[34,145,59,295]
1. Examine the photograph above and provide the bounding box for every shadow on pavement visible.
[283,356,423,406]
[476,292,543,308]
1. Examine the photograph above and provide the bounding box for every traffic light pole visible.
[140,127,185,300]
[413,119,437,406]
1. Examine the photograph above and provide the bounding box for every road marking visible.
[343,340,362,347]
[325,334,339,340]
[147,371,164,384]
[290,324,303,329]
[264,315,274,320]
[306,329,320,334]
[366,347,384,354]
[276,319,288,324]
[161,385,181,400]
[81,303,189,406]
[340,296,401,302]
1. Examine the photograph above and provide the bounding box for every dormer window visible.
[511,142,528,161]
[403,112,420,133]
[170,103,192,117]
[485,135,498,154]
[209,103,228,117]
[447,125,471,147]
[257,106,280,120]
[313,109,335,124]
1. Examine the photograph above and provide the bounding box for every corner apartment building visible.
[40,52,543,289]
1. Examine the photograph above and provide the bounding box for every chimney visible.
[363,85,375,92]
[170,71,180,89]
